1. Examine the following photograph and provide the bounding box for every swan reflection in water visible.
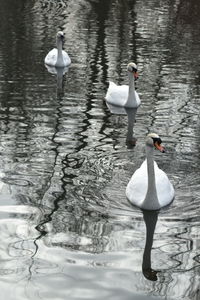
[45,65,69,93]
[106,102,138,148]
[142,209,159,281]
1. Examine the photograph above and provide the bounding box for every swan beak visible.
[134,71,139,80]
[154,142,165,153]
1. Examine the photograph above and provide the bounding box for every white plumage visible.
[105,63,141,108]
[126,133,174,210]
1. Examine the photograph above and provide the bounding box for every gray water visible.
[0,0,200,299]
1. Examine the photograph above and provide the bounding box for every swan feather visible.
[44,48,71,67]
[105,81,140,108]
[126,160,174,209]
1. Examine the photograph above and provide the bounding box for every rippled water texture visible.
[0,0,200,299]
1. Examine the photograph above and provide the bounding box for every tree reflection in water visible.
[0,0,200,299]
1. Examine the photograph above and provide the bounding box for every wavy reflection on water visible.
[0,0,200,299]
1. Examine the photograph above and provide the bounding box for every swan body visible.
[105,63,141,108]
[126,133,174,210]
[45,65,69,75]
[44,31,71,67]
[45,49,71,67]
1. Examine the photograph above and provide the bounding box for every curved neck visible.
[56,38,64,67]
[142,145,160,210]
[126,72,137,106]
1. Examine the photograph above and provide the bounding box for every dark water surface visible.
[0,0,200,299]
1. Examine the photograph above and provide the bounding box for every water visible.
[0,0,200,299]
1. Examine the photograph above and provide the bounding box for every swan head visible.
[127,62,139,80]
[56,31,65,43]
[57,31,64,38]
[146,133,165,153]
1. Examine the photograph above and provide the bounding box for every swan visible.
[126,133,174,210]
[105,62,141,108]
[44,31,71,67]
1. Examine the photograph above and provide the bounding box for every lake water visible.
[0,0,200,299]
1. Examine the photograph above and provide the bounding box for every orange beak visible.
[154,142,165,153]
[134,71,139,80]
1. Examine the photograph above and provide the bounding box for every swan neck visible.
[56,38,64,67]
[142,146,159,210]
[56,38,63,52]
[126,72,136,106]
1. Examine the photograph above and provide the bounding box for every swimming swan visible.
[126,133,174,210]
[105,62,141,108]
[44,31,71,67]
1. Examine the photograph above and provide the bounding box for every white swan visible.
[126,133,174,210]
[44,31,71,67]
[105,62,141,108]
